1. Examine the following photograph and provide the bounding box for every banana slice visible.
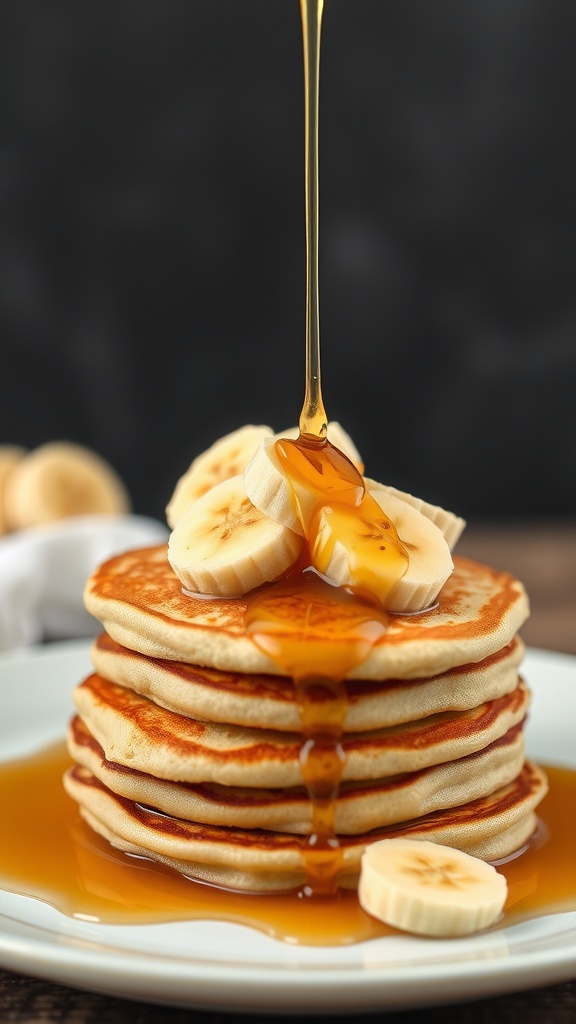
[3,442,130,530]
[318,490,453,612]
[244,436,303,535]
[244,422,363,535]
[168,474,304,598]
[365,478,466,552]
[0,445,27,534]
[246,435,453,611]
[166,424,274,528]
[359,838,507,937]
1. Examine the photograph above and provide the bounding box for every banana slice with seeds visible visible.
[166,424,274,529]
[246,435,454,612]
[173,423,457,609]
[168,474,304,598]
[365,478,466,552]
[315,490,453,612]
[244,422,363,535]
[359,838,507,937]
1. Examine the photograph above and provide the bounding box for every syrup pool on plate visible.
[0,743,574,945]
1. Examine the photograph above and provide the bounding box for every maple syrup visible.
[299,0,326,441]
[245,440,410,893]
[246,569,390,893]
[241,0,410,894]
[0,743,574,945]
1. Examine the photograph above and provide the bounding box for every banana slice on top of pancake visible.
[366,479,466,552]
[245,430,365,534]
[245,438,464,556]
[169,469,453,612]
[244,434,455,610]
[166,424,274,529]
[168,474,304,597]
[315,491,453,612]
[243,436,304,535]
[168,422,460,610]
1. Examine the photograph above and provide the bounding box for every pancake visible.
[68,715,526,835]
[68,541,547,896]
[63,760,548,892]
[71,672,531,787]
[91,632,525,733]
[83,547,530,680]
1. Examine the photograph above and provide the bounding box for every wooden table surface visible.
[1,521,575,1022]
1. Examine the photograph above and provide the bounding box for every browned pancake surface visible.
[83,546,529,679]
[63,760,548,890]
[71,672,530,786]
[91,632,524,732]
[68,714,527,835]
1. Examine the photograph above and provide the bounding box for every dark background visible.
[1,0,575,526]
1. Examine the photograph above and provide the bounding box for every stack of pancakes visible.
[64,545,548,892]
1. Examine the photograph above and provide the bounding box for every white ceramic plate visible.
[0,640,575,1012]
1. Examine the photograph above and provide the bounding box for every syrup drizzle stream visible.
[246,571,389,894]
[245,0,410,896]
[299,0,327,441]
[249,0,342,895]
[248,0,348,894]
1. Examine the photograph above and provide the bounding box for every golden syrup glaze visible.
[245,570,391,893]
[0,742,574,945]
[275,435,409,599]
[244,436,413,894]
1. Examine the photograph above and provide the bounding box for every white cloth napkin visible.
[0,514,169,651]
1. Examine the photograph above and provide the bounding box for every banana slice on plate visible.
[3,442,130,530]
[0,445,27,534]
[359,838,507,937]
[365,478,466,552]
[168,474,304,598]
[166,424,274,528]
